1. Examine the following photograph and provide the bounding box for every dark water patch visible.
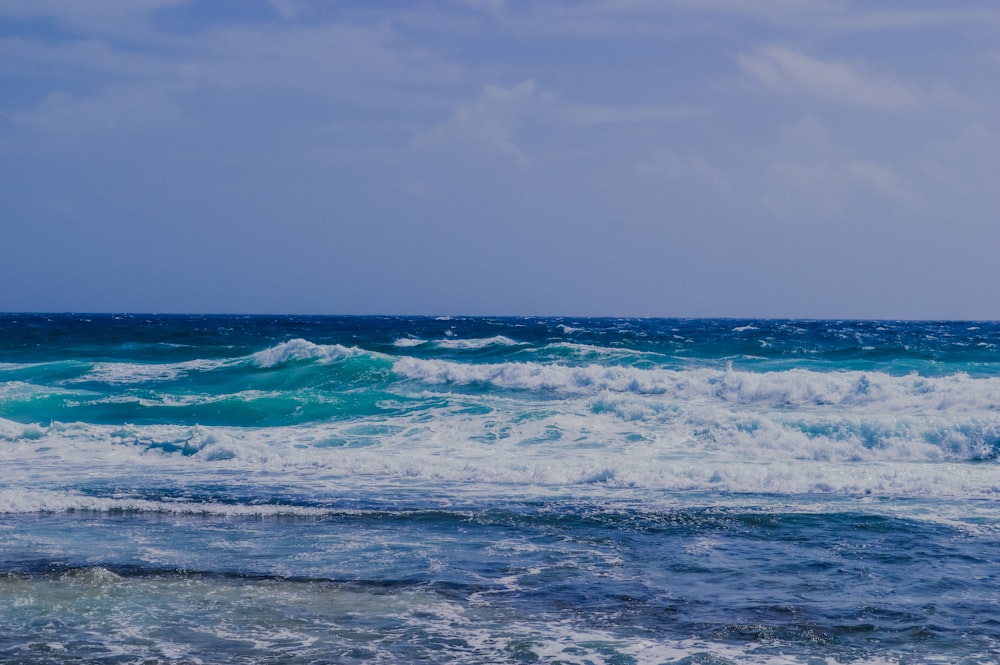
[1,559,497,595]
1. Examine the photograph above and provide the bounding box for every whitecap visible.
[435,336,523,350]
[393,338,428,348]
[74,358,230,384]
[250,339,357,367]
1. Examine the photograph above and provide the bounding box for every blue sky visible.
[2,0,998,318]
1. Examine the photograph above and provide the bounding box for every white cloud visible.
[563,105,701,126]
[919,123,1000,207]
[637,150,730,193]
[760,115,922,216]
[0,0,189,39]
[0,36,173,80]
[175,22,463,99]
[413,79,700,164]
[825,8,1000,32]
[451,0,507,17]
[843,161,921,209]
[674,1,1000,33]
[413,80,542,160]
[9,86,183,135]
[739,46,918,110]
[2,16,466,138]
[671,0,845,22]
[429,1,999,41]
[267,0,301,21]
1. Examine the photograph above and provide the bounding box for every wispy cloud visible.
[435,0,997,40]
[413,80,544,161]
[2,0,998,317]
[563,105,701,127]
[9,86,183,135]
[637,149,730,193]
[414,79,699,161]
[0,0,188,39]
[738,46,971,111]
[738,46,917,110]
[760,115,922,215]
[2,16,466,138]
[825,8,1000,32]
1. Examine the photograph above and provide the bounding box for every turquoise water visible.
[2,315,999,663]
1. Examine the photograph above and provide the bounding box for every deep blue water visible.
[2,315,999,663]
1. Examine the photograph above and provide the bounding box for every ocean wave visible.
[529,341,673,365]
[74,358,232,384]
[0,488,331,517]
[435,336,524,350]
[250,339,360,367]
[393,338,428,348]
[392,357,1000,411]
[41,340,369,385]
[3,408,1000,501]
[0,380,90,400]
[0,362,43,371]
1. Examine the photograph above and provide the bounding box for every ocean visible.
[1,314,998,664]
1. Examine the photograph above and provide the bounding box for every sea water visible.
[1,314,999,664]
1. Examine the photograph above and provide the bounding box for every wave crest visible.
[435,336,523,350]
[392,358,1000,410]
[251,339,357,367]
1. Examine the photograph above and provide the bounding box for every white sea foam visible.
[393,337,428,347]
[435,335,523,350]
[251,339,358,366]
[74,358,232,384]
[398,603,923,665]
[539,341,662,361]
[57,340,368,382]
[3,395,1000,509]
[0,555,966,664]
[4,339,999,509]
[393,357,1000,411]
[0,362,42,371]
[0,380,89,400]
[0,488,333,516]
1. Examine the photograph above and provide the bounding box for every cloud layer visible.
[1,1,997,318]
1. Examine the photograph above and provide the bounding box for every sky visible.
[1,0,998,319]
